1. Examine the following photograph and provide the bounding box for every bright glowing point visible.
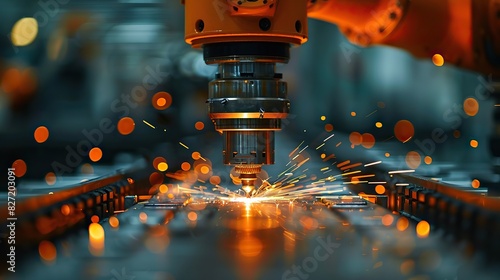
[432,54,444,66]
[11,18,38,46]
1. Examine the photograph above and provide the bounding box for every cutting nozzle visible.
[235,164,262,197]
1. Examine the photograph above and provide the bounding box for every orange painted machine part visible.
[184,0,308,47]
[308,0,500,76]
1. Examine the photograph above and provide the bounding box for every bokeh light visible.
[11,17,38,46]
[394,120,415,143]
[471,179,480,189]
[89,147,103,162]
[375,122,383,128]
[195,121,205,130]
[375,185,386,194]
[34,126,49,143]
[181,162,191,171]
[38,240,57,262]
[45,172,57,185]
[470,139,478,148]
[405,151,421,169]
[416,220,430,238]
[117,117,135,135]
[432,54,444,67]
[424,156,433,165]
[152,91,172,110]
[12,159,27,177]
[463,98,479,116]
[324,123,334,132]
[361,133,375,149]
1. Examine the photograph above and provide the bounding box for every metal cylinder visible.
[223,131,274,165]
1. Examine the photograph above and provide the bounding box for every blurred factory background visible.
[1,0,498,189]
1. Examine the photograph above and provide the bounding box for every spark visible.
[368,181,387,184]
[320,167,330,172]
[289,141,304,158]
[179,142,189,149]
[352,174,375,179]
[323,154,335,161]
[323,134,335,142]
[344,181,368,185]
[337,160,351,168]
[388,170,415,174]
[383,136,394,142]
[365,110,378,118]
[340,162,362,171]
[316,143,326,150]
[395,183,410,186]
[298,145,309,154]
[142,120,156,129]
[495,104,500,107]
[341,170,362,176]
[364,161,382,167]
[336,142,342,147]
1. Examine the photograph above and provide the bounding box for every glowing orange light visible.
[350,111,357,117]
[81,163,94,174]
[192,151,201,160]
[60,204,71,216]
[397,217,409,231]
[405,151,421,169]
[149,172,163,186]
[38,240,57,262]
[400,260,415,275]
[117,117,135,135]
[238,235,263,257]
[45,172,56,185]
[139,212,148,223]
[471,179,480,189]
[157,162,168,172]
[320,116,326,121]
[320,153,326,159]
[463,98,479,117]
[187,211,198,221]
[88,147,102,162]
[12,159,27,177]
[88,223,105,255]
[416,220,430,238]
[156,97,167,107]
[300,216,318,230]
[375,122,383,128]
[153,157,167,170]
[109,216,120,228]
[394,120,415,143]
[181,162,191,171]
[324,123,334,132]
[91,215,99,223]
[424,156,433,165]
[152,91,172,110]
[432,54,444,67]
[349,132,362,146]
[453,130,461,138]
[381,214,394,226]
[200,165,210,174]
[209,176,221,185]
[195,121,205,131]
[89,223,104,239]
[375,185,386,195]
[159,184,169,193]
[361,133,375,149]
[470,140,478,148]
[384,152,390,158]
[34,126,49,143]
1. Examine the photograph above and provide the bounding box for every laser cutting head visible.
[183,0,308,195]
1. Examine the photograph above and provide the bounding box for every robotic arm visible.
[182,0,500,196]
